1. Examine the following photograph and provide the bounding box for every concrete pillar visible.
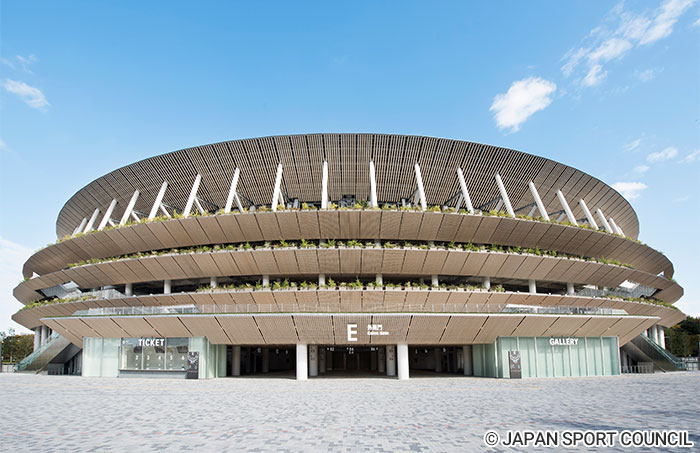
[318,274,326,286]
[378,347,385,373]
[210,276,218,288]
[431,275,439,287]
[296,344,308,380]
[376,273,383,286]
[42,326,49,345]
[386,345,396,376]
[483,276,491,290]
[231,346,241,376]
[397,344,409,380]
[642,329,647,337]
[33,328,41,351]
[566,282,574,295]
[463,345,473,376]
[262,348,269,373]
[262,275,270,287]
[164,280,172,294]
[309,345,318,377]
[125,282,133,296]
[319,347,326,373]
[370,350,378,371]
[653,325,660,345]
[528,279,537,294]
[434,348,442,372]
[659,327,666,349]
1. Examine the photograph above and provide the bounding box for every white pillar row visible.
[319,347,326,373]
[608,217,624,236]
[556,190,578,225]
[148,181,169,220]
[231,346,241,376]
[397,344,409,380]
[414,163,427,211]
[164,280,172,294]
[431,275,439,287]
[376,274,383,286]
[119,190,140,226]
[321,160,329,209]
[296,344,308,381]
[528,181,550,221]
[434,348,442,372]
[309,345,318,377]
[98,199,118,231]
[386,345,396,376]
[72,218,88,237]
[463,345,473,376]
[210,277,218,288]
[566,282,575,295]
[83,208,101,233]
[596,208,614,233]
[262,275,270,287]
[369,160,378,208]
[33,328,41,351]
[578,199,598,229]
[224,168,241,214]
[271,163,284,211]
[483,276,491,290]
[183,174,202,218]
[318,274,326,286]
[125,282,133,296]
[456,168,475,214]
[378,347,385,373]
[262,348,269,373]
[659,327,666,349]
[529,279,537,294]
[495,174,515,217]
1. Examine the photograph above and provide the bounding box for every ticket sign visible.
[508,350,522,379]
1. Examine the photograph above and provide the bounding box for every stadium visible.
[12,134,686,379]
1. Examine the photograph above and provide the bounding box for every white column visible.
[164,280,172,294]
[528,181,550,221]
[98,199,118,231]
[376,274,383,286]
[386,345,396,376]
[378,347,385,373]
[556,190,578,225]
[397,344,409,380]
[431,275,439,287]
[495,174,515,217]
[457,168,475,214]
[414,163,427,211]
[641,328,647,337]
[125,282,133,296]
[83,208,101,233]
[210,277,218,288]
[72,218,88,237]
[369,160,378,208]
[652,325,660,345]
[119,190,140,225]
[659,327,666,349]
[33,328,41,351]
[262,275,270,287]
[41,326,49,345]
[578,199,598,229]
[148,181,169,220]
[321,160,329,209]
[529,279,537,294]
[483,276,491,290]
[318,274,326,286]
[262,348,269,373]
[566,282,574,295]
[309,345,318,377]
[463,345,473,376]
[296,344,308,381]
[596,208,614,233]
[271,163,284,211]
[319,347,326,373]
[224,168,241,213]
[434,348,442,372]
[232,346,241,376]
[183,174,202,218]
[609,217,624,236]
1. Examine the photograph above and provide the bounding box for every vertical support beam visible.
[318,347,326,373]
[397,344,409,380]
[149,181,168,220]
[556,190,578,225]
[566,282,574,295]
[271,163,283,212]
[164,280,172,294]
[414,163,427,211]
[376,274,383,286]
[434,348,442,372]
[321,160,329,209]
[369,160,378,208]
[224,168,240,214]
[125,283,133,296]
[72,218,88,237]
[318,274,326,286]
[231,346,241,376]
[33,328,41,351]
[41,326,49,346]
[659,327,666,349]
[456,168,474,214]
[431,275,439,287]
[378,347,385,373]
[119,190,140,226]
[528,181,550,221]
[159,203,172,218]
[578,199,598,229]
[483,276,491,290]
[608,217,624,236]
[529,279,537,294]
[463,345,472,376]
[262,275,270,287]
[596,208,613,233]
[309,345,318,377]
[83,208,101,233]
[210,277,218,288]
[296,344,308,381]
[495,174,515,217]
[183,174,202,218]
[386,345,396,376]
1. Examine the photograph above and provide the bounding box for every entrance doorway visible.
[321,346,386,376]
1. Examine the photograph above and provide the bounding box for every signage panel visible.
[186,351,199,379]
[508,350,522,379]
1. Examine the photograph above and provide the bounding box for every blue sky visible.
[1,1,698,332]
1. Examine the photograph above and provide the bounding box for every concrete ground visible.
[1,372,698,452]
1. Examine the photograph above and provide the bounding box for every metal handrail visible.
[14,332,60,372]
[637,334,687,370]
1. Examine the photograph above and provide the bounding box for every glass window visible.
[120,338,142,370]
[143,340,166,370]
[166,338,189,370]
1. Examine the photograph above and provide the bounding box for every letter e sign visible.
[347,324,358,342]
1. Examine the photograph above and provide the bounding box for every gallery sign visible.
[549,337,579,346]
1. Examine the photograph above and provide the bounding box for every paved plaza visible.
[1,372,698,452]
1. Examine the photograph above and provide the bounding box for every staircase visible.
[14,332,72,373]
[625,334,687,372]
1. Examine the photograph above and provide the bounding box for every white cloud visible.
[633,165,650,174]
[640,0,697,44]
[623,138,642,151]
[581,64,607,87]
[636,68,659,81]
[0,236,34,333]
[647,146,678,162]
[612,181,648,200]
[678,149,700,163]
[2,79,49,110]
[589,38,633,61]
[490,77,557,132]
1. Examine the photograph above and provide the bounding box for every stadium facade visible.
[12,134,686,379]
